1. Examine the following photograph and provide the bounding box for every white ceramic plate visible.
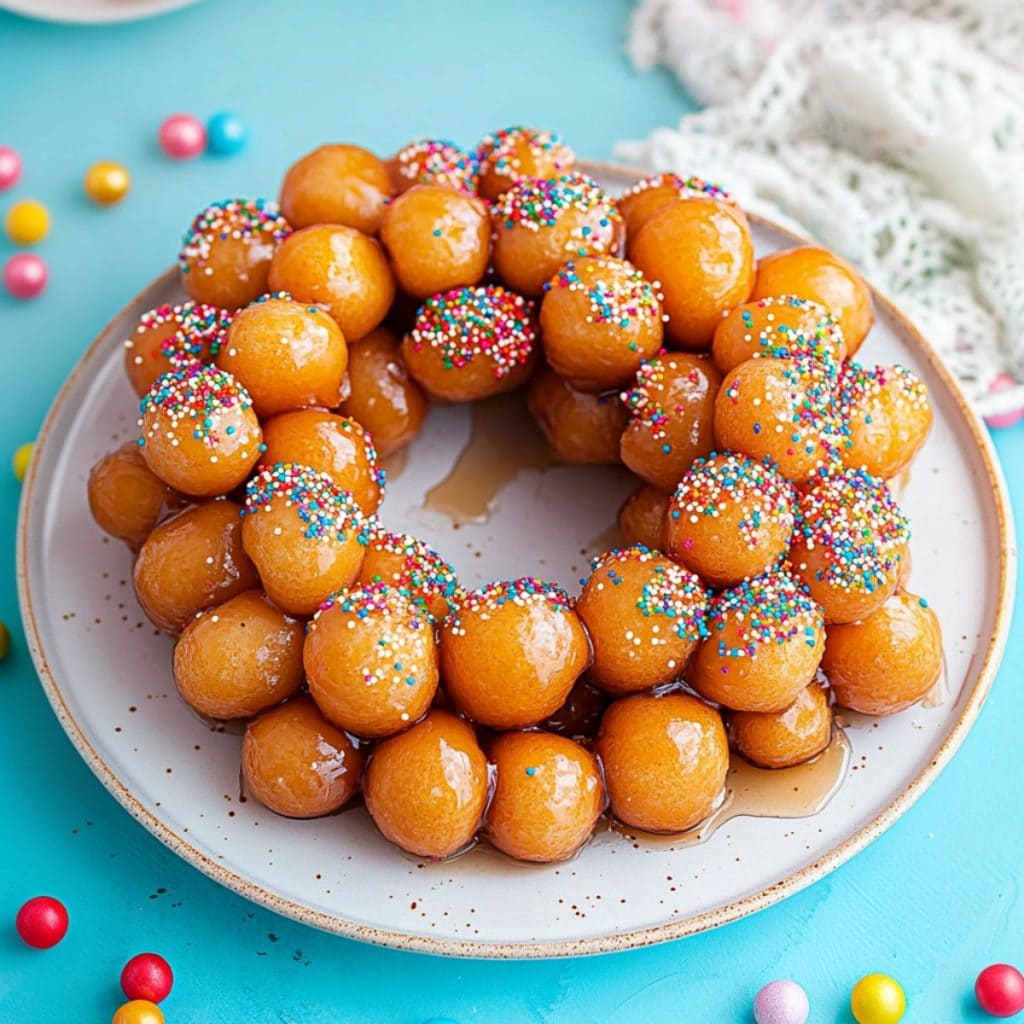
[18,164,1016,958]
[0,0,198,24]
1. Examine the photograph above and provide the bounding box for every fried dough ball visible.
[491,173,623,297]
[133,500,258,634]
[304,583,438,738]
[364,709,488,859]
[727,682,832,769]
[123,302,233,398]
[617,173,738,236]
[242,698,365,818]
[620,352,721,491]
[241,463,369,617]
[543,678,609,742]
[822,590,942,715]
[172,590,304,719]
[402,286,537,402]
[714,357,836,483]
[627,198,754,351]
[526,365,627,464]
[790,465,910,624]
[138,365,263,497]
[388,138,480,194]
[836,362,932,479]
[267,224,395,341]
[711,295,845,376]
[260,409,384,515]
[752,245,874,356]
[440,578,591,729]
[485,731,605,863]
[88,442,185,550]
[688,570,825,713]
[476,125,575,201]
[595,692,728,834]
[178,199,290,310]
[279,143,393,234]
[577,545,709,694]
[338,327,428,457]
[618,483,670,551]
[539,257,663,391]
[380,184,490,299]
[665,452,796,588]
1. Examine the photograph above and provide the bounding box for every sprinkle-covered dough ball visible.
[476,125,575,201]
[617,173,737,236]
[388,138,480,194]
[727,682,832,769]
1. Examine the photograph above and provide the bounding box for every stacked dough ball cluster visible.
[87,126,942,864]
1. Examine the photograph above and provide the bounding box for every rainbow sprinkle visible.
[179,198,291,273]
[125,302,234,370]
[493,173,621,247]
[543,258,662,330]
[362,528,462,619]
[409,285,536,379]
[337,415,386,492]
[836,362,930,448]
[477,126,574,183]
[620,172,735,207]
[621,352,707,450]
[446,577,573,635]
[725,296,844,375]
[393,138,479,193]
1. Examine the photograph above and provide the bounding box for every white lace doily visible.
[618,0,1024,418]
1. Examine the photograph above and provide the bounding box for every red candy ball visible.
[121,952,174,1003]
[976,964,1024,1017]
[4,253,48,300]
[15,896,68,948]
[158,114,206,160]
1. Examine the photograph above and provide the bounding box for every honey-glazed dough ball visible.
[242,698,365,818]
[279,143,393,234]
[304,583,438,738]
[402,285,537,402]
[491,173,623,297]
[388,137,480,194]
[364,709,488,859]
[380,184,490,299]
[790,465,910,624]
[123,302,234,398]
[526,365,627,464]
[752,245,874,356]
[476,125,575,201]
[241,463,370,617]
[727,682,832,769]
[485,731,605,863]
[338,327,428,457]
[576,546,708,695]
[665,452,797,588]
[689,570,825,713]
[627,198,754,351]
[133,500,258,634]
[618,483,670,550]
[172,589,304,720]
[836,362,932,479]
[714,357,837,483]
[617,173,738,236]
[620,352,721,491]
[88,441,185,550]
[822,590,943,715]
[267,224,395,341]
[138,365,263,497]
[540,257,663,391]
[440,578,591,729]
[178,199,291,310]
[542,678,609,742]
[260,408,384,515]
[595,692,728,833]
[711,295,845,376]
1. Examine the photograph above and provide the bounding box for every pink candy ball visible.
[753,979,810,1024]
[4,253,47,300]
[984,374,1024,429]
[158,114,206,160]
[0,146,21,190]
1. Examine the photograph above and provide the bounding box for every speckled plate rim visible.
[17,159,1017,959]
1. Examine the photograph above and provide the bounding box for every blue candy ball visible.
[206,111,247,156]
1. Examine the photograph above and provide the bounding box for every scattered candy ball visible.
[206,111,247,157]
[753,979,810,1024]
[13,440,33,481]
[976,964,1024,1018]
[158,113,206,160]
[850,973,906,1024]
[984,374,1024,429]
[0,146,21,190]
[15,896,68,948]
[112,1000,165,1024]
[84,161,131,206]
[3,253,48,300]
[121,952,174,1004]
[5,198,50,245]
[0,621,10,661]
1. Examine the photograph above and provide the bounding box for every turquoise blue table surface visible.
[1,2,1022,1021]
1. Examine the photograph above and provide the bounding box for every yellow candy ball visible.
[13,441,33,482]
[5,199,50,245]
[84,161,131,206]
[851,973,907,1024]
[112,1000,165,1024]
